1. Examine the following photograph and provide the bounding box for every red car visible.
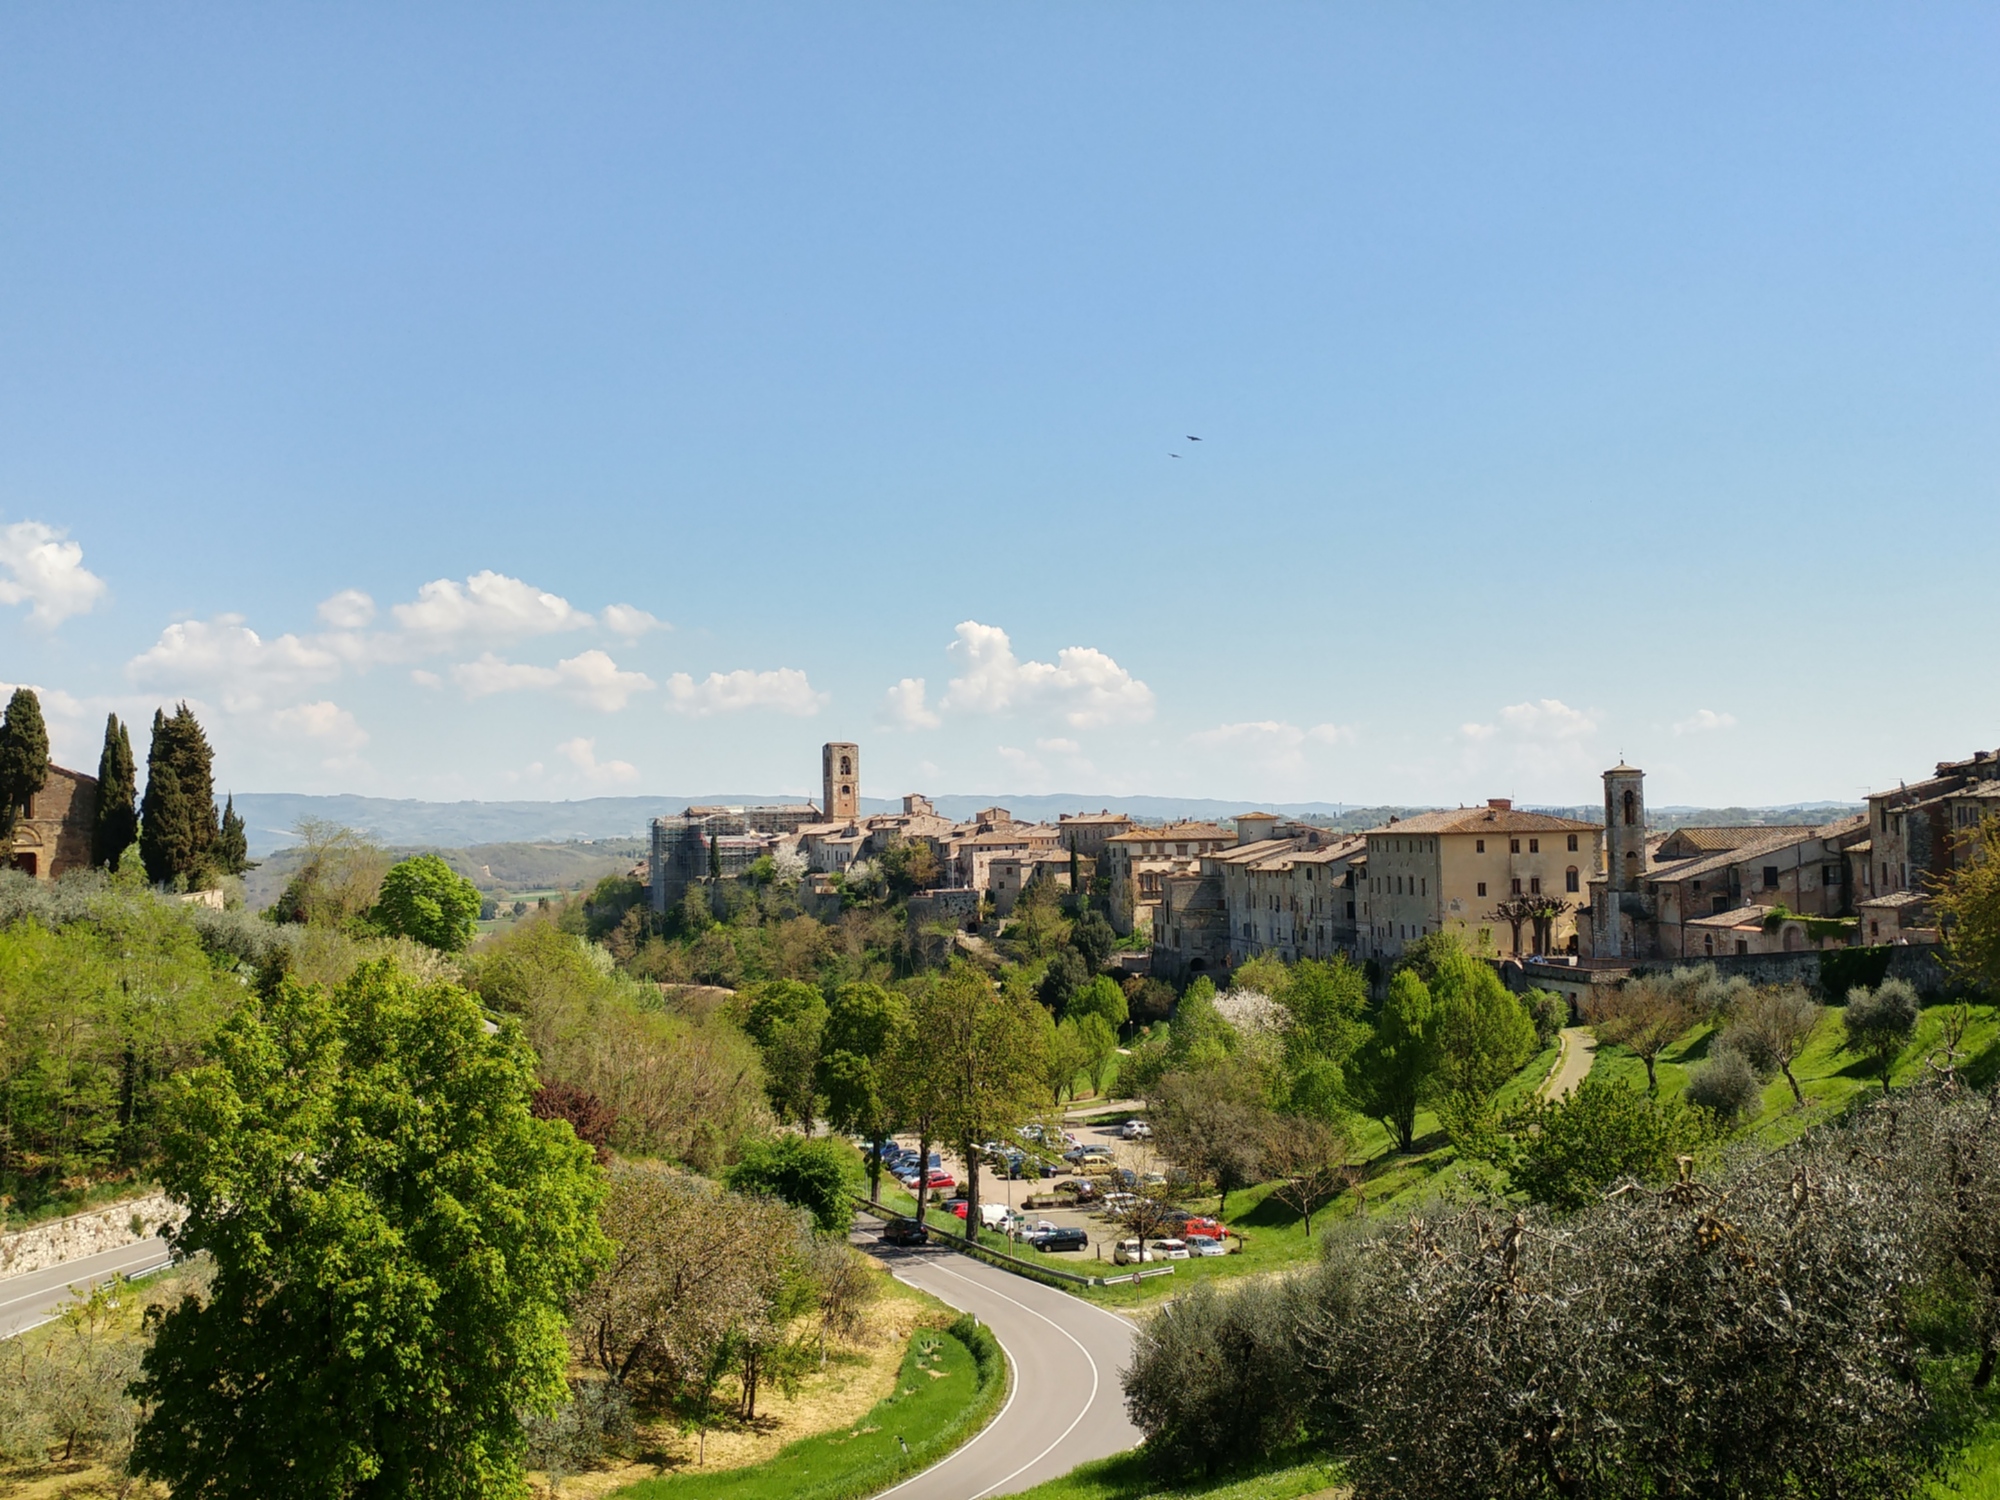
[1181,1216,1224,1240]
[948,1201,969,1218]
[925,1171,956,1190]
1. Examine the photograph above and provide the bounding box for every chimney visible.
[1488,798,1512,812]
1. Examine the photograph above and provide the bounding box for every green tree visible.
[0,687,50,841]
[1505,1077,1708,1211]
[741,980,829,1130]
[1067,973,1129,1032]
[915,963,1047,1242]
[877,836,939,898]
[1071,909,1115,972]
[215,794,254,876]
[90,714,138,869]
[1427,943,1537,1101]
[817,981,907,1201]
[131,960,609,1498]
[1038,948,1089,1014]
[1843,978,1920,1092]
[1354,969,1438,1152]
[373,853,482,951]
[725,1135,857,1233]
[1149,1056,1269,1218]
[139,704,220,888]
[1275,957,1369,1122]
[1937,815,2000,998]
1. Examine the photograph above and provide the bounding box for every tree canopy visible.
[0,687,51,841]
[372,852,481,951]
[132,960,609,1499]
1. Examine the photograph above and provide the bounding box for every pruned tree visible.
[1260,1113,1353,1235]
[1485,894,1537,956]
[1844,978,1920,1092]
[1522,894,1574,955]
[1722,983,1821,1106]
[1584,971,1698,1092]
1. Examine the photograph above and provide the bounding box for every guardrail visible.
[851,1197,1178,1290]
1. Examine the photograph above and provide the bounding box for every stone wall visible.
[0,1193,183,1279]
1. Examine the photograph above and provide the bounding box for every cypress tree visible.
[92,714,139,868]
[166,703,220,873]
[217,794,255,874]
[140,758,191,886]
[141,703,221,886]
[0,687,51,841]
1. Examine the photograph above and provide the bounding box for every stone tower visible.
[1604,763,1647,894]
[822,742,860,824]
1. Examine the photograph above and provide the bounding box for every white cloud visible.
[665,667,827,717]
[268,700,370,754]
[0,521,108,627]
[938,621,1154,728]
[601,603,668,641]
[1457,698,1603,791]
[128,616,345,710]
[410,669,443,689]
[1189,719,1355,778]
[883,676,942,730]
[1673,708,1737,736]
[1036,736,1081,755]
[390,570,593,648]
[450,649,655,711]
[557,736,640,786]
[316,589,376,629]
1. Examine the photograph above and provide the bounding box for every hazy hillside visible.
[243,838,648,910]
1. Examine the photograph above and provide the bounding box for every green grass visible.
[612,1317,1006,1500]
[1585,1001,2000,1148]
[1006,1449,1340,1500]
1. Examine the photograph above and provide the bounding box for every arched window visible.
[840,755,852,775]
[1565,866,1580,893]
[1622,789,1637,826]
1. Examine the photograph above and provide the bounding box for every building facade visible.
[1103,821,1235,937]
[6,764,99,881]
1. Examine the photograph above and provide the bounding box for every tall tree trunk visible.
[962,1135,979,1243]
[869,1135,883,1203]
[1643,1053,1658,1093]
[914,1130,931,1225]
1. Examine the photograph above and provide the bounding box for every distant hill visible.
[242,837,649,910]
[229,791,1862,860]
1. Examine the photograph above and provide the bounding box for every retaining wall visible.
[0,1193,183,1280]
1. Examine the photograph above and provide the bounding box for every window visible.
[1623,789,1637,826]
[1565,867,1580,893]
[1530,877,1542,895]
[1735,940,1749,956]
[1824,863,1843,885]
[1477,881,1487,897]
[1567,834,1578,852]
[1510,838,1521,854]
[1476,839,1486,853]
[1704,934,1714,956]
[1346,901,1355,919]
[1529,838,1540,854]
[1421,878,1427,896]
[1763,866,1780,888]
[1511,878,1522,895]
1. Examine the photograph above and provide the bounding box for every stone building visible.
[1151,816,1357,979]
[649,801,818,913]
[6,764,99,881]
[1103,821,1235,937]
[822,742,860,824]
[1054,810,1135,861]
[1856,748,2000,911]
[1358,800,1605,962]
[990,852,1072,915]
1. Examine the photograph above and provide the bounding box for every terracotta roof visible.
[1107,822,1234,844]
[1687,904,1775,930]
[1646,827,1828,886]
[1369,808,1601,836]
[1859,890,1932,910]
[1658,825,1815,855]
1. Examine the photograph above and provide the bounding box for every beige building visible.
[1221,832,1367,965]
[990,852,1071,915]
[1103,821,1235,938]
[1359,800,1604,962]
[6,764,99,881]
[1055,811,1135,861]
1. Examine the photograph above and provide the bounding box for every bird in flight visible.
[1169,453,1179,458]
[1186,435,1202,441]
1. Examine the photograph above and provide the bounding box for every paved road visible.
[864,1232,1141,1500]
[1541,1026,1598,1101]
[0,1237,172,1340]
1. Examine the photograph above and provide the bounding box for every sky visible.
[2,4,1995,812]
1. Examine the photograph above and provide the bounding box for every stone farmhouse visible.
[6,763,98,881]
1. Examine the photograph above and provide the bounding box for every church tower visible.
[822,742,860,825]
[1604,762,1647,893]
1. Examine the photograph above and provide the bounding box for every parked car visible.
[1112,1239,1154,1265]
[1120,1120,1152,1140]
[1180,1216,1225,1240]
[1054,1179,1099,1201]
[948,1201,970,1218]
[924,1170,956,1190]
[1188,1234,1228,1257]
[880,1218,929,1247]
[1029,1226,1089,1252]
[1153,1239,1191,1260]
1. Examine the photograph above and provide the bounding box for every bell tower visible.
[1604,763,1647,894]
[822,742,860,824]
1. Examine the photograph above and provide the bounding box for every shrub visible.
[1683,1043,1763,1124]
[1504,1078,1708,1211]
[1525,989,1568,1049]
[1123,1276,1313,1478]
[725,1135,858,1234]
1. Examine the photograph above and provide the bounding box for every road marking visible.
[872,1264,1022,1500]
[927,1260,1105,1500]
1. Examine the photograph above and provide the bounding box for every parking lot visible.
[875,1109,1211,1265]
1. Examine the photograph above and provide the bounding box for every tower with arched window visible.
[822,742,860,824]
[1604,762,1647,894]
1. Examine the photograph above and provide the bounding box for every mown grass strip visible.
[611,1315,1007,1500]
[1004,1447,1342,1500]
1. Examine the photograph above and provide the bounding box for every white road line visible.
[871,1265,1022,1500]
[928,1261,1105,1500]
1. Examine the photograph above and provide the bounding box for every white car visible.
[1112,1239,1154,1265]
[1153,1239,1191,1260]
[1121,1120,1152,1140]
[1188,1235,1228,1257]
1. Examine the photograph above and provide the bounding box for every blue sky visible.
[2,5,1995,811]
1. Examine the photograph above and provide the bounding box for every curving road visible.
[0,1236,172,1340]
[863,1232,1141,1500]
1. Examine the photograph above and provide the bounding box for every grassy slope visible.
[1006,1450,1341,1500]
[612,1319,1003,1500]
